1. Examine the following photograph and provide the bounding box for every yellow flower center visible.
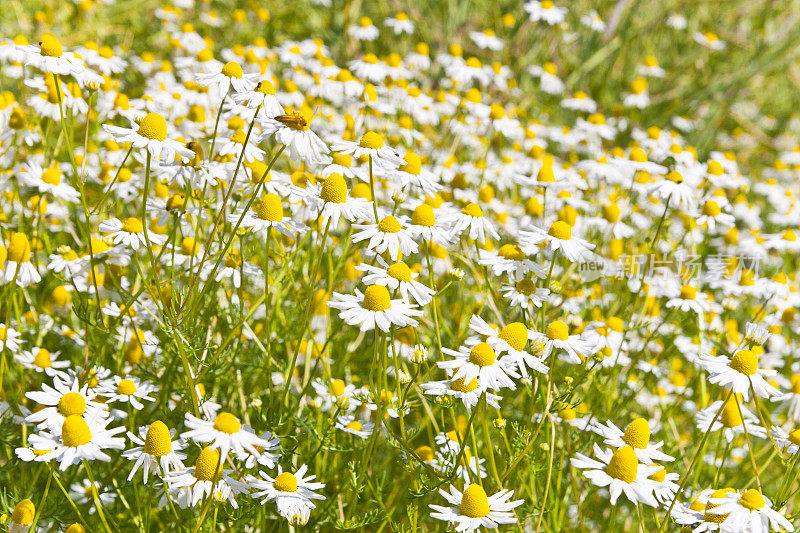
[679,285,696,300]
[450,376,479,393]
[720,397,743,427]
[400,152,422,175]
[320,174,348,203]
[42,167,62,185]
[256,193,284,222]
[499,322,528,351]
[213,412,241,434]
[498,244,525,261]
[181,238,198,256]
[330,378,346,397]
[602,203,621,223]
[193,447,223,481]
[789,429,800,446]
[122,217,144,234]
[548,221,572,240]
[33,348,52,368]
[57,392,86,416]
[221,61,243,78]
[739,489,765,511]
[515,278,537,296]
[606,446,638,483]
[362,285,391,312]
[378,215,401,233]
[256,80,276,95]
[648,464,666,482]
[469,342,496,367]
[546,320,569,341]
[411,204,436,227]
[143,420,172,456]
[7,232,31,263]
[166,193,186,211]
[11,499,35,526]
[606,317,624,333]
[704,488,733,523]
[461,203,483,218]
[274,472,299,492]
[137,113,168,141]
[387,262,412,282]
[116,378,137,396]
[62,415,92,447]
[359,131,384,149]
[460,484,491,518]
[622,418,651,449]
[40,37,63,57]
[707,160,724,176]
[702,200,721,217]
[729,349,757,376]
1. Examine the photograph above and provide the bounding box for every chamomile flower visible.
[571,445,660,506]
[24,35,85,75]
[335,415,374,439]
[441,203,500,244]
[533,320,594,364]
[4,232,41,287]
[351,215,419,260]
[438,342,519,391]
[356,259,435,305]
[327,285,423,332]
[248,465,326,526]
[196,61,259,99]
[7,499,35,533]
[15,347,70,378]
[181,411,276,461]
[123,420,187,481]
[331,131,405,170]
[706,489,794,532]
[429,483,524,532]
[699,349,781,400]
[259,108,330,166]
[695,395,768,442]
[589,418,675,464]
[769,425,800,455]
[102,112,194,161]
[520,221,596,263]
[0,323,24,353]
[97,375,157,410]
[524,0,568,25]
[421,373,503,412]
[25,375,106,431]
[99,217,167,250]
[385,13,415,35]
[30,412,125,471]
[166,446,248,509]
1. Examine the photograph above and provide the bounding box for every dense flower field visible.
[2,0,800,531]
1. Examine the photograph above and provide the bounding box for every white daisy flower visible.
[123,421,187,481]
[15,347,70,378]
[351,214,419,260]
[330,131,405,170]
[30,412,125,471]
[165,446,248,509]
[98,217,167,250]
[699,349,780,400]
[335,415,374,439]
[706,489,794,532]
[520,221,596,263]
[589,418,675,465]
[438,342,519,391]
[429,483,524,532]
[570,445,660,507]
[327,285,423,332]
[97,375,157,410]
[440,203,500,245]
[248,464,326,526]
[181,411,276,461]
[102,112,194,161]
[25,375,107,431]
[259,109,330,166]
[356,259,435,305]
